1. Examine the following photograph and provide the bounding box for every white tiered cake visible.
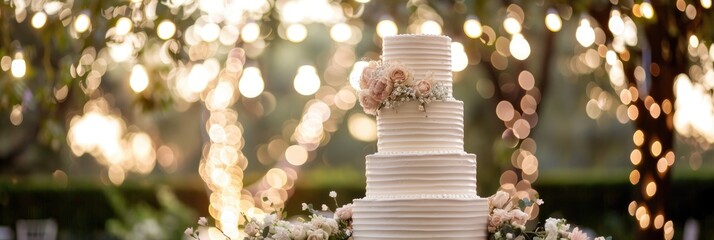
[352,34,489,239]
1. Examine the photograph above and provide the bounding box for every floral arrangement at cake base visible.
[185,191,611,240]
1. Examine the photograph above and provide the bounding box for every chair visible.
[16,219,57,240]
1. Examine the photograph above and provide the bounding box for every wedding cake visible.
[351,34,489,239]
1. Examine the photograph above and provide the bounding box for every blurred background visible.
[1,0,714,239]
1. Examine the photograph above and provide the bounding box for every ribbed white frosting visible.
[352,35,487,240]
[365,152,477,197]
[352,197,489,239]
[382,34,452,96]
[377,100,464,153]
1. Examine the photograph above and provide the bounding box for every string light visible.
[294,65,321,96]
[510,33,531,60]
[115,17,133,36]
[463,17,483,38]
[703,0,712,9]
[129,64,149,93]
[286,23,308,43]
[576,19,596,47]
[376,19,398,38]
[157,20,176,40]
[641,1,655,19]
[31,12,47,29]
[608,10,625,36]
[241,22,260,43]
[330,23,352,43]
[544,9,562,32]
[451,42,469,72]
[420,20,442,35]
[11,53,26,78]
[503,16,521,34]
[239,67,264,98]
[74,13,91,33]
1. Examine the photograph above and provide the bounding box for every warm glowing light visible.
[689,35,699,48]
[503,17,521,34]
[330,23,352,43]
[157,20,176,40]
[646,181,657,197]
[31,12,47,29]
[654,215,664,229]
[201,22,221,42]
[10,105,23,126]
[115,17,133,36]
[651,140,662,157]
[703,0,713,9]
[451,42,468,72]
[608,10,625,36]
[463,18,483,38]
[629,170,640,185]
[657,158,668,173]
[266,168,287,188]
[74,13,91,33]
[631,149,642,165]
[11,55,26,78]
[130,64,149,93]
[641,1,654,19]
[294,65,321,96]
[241,22,260,43]
[544,10,562,32]
[509,33,531,60]
[286,23,308,43]
[377,20,398,38]
[285,145,308,166]
[349,61,368,90]
[633,130,644,146]
[420,20,442,35]
[238,67,264,98]
[348,113,377,141]
[576,19,595,47]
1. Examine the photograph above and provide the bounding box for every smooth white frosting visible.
[352,197,489,239]
[382,34,452,96]
[377,100,464,153]
[365,152,477,197]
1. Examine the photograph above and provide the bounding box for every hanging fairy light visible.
[503,16,521,34]
[130,64,149,93]
[294,65,321,96]
[451,42,469,72]
[510,33,531,60]
[31,12,47,29]
[576,19,596,47]
[157,20,176,40]
[376,19,398,38]
[544,9,562,32]
[74,13,91,33]
[640,1,655,19]
[241,22,260,43]
[420,20,442,35]
[115,17,133,36]
[330,23,352,43]
[286,23,308,43]
[463,17,483,38]
[608,10,625,36]
[239,67,264,98]
[11,53,26,78]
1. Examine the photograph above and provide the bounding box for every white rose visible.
[489,191,511,209]
[508,209,530,226]
[307,229,329,240]
[272,226,291,240]
[289,224,307,240]
[334,204,353,220]
[244,221,260,236]
[544,218,561,240]
[310,215,337,234]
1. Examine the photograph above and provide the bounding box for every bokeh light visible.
[510,33,531,60]
[294,65,321,96]
[576,19,596,47]
[286,23,308,43]
[239,67,264,98]
[451,42,469,72]
[129,64,149,93]
[376,19,398,38]
[544,9,562,32]
[420,20,442,35]
[464,18,483,38]
[157,20,176,40]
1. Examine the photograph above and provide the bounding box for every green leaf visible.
[262,226,270,237]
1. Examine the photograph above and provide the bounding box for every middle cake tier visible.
[365,152,477,197]
[377,100,464,153]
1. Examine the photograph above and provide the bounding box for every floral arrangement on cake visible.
[185,191,611,240]
[356,60,448,115]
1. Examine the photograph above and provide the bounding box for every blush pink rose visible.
[387,64,412,84]
[369,76,393,102]
[359,91,379,115]
[488,208,509,233]
[414,79,432,97]
[570,227,589,240]
[359,61,378,90]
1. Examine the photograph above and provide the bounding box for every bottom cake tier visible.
[352,195,489,240]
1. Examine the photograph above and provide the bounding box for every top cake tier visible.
[382,34,453,97]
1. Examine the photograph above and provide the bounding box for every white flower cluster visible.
[487,191,610,240]
[187,192,353,240]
